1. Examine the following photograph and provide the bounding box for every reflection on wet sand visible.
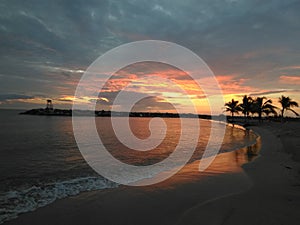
[235,135,261,165]
[134,131,262,187]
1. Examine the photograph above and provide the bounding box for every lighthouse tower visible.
[46,99,54,111]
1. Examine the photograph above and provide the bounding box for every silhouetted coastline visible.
[19,108,300,125]
[19,108,213,119]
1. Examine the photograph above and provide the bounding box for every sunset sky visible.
[0,0,299,115]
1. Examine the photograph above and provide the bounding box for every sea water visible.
[0,109,257,223]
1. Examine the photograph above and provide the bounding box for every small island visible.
[20,100,73,116]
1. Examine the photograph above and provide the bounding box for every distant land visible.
[19,107,300,123]
[19,107,213,119]
[18,100,299,123]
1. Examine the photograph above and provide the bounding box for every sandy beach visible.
[5,121,300,225]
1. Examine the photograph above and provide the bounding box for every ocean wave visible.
[0,176,118,224]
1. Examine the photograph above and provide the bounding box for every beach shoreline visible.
[178,121,300,225]
[4,121,300,225]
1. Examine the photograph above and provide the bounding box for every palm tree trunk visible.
[281,109,284,122]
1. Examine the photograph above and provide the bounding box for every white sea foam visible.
[0,176,118,224]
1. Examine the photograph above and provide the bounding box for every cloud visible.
[1,0,300,111]
[56,97,74,102]
[278,65,300,71]
[215,75,257,94]
[131,96,176,112]
[99,97,109,103]
[280,75,300,85]
[248,90,288,96]
[0,94,35,102]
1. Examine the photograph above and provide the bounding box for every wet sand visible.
[5,121,300,225]
[177,121,300,225]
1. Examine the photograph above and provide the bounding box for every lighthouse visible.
[46,99,54,111]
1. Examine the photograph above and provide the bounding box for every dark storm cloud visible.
[0,0,115,61]
[2,0,300,65]
[1,0,300,109]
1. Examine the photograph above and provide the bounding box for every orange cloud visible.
[279,66,300,71]
[279,75,300,84]
[97,63,263,114]
[215,75,257,94]
[57,96,75,102]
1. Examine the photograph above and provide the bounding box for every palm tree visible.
[238,95,253,119]
[278,95,299,118]
[252,97,277,121]
[225,99,240,119]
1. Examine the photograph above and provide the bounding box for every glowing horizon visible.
[3,61,299,117]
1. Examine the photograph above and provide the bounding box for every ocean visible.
[0,109,257,223]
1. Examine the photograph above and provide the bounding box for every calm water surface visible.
[0,109,257,223]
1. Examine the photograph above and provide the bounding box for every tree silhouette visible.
[278,95,299,117]
[225,99,240,119]
[252,97,277,121]
[238,95,253,118]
